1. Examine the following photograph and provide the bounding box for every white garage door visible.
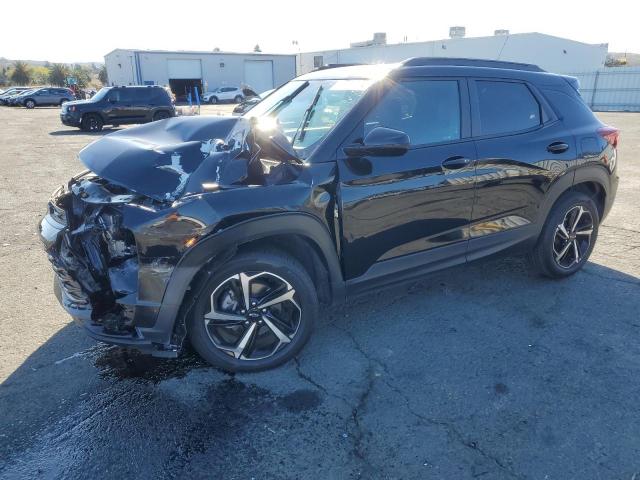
[167,59,202,79]
[244,60,274,94]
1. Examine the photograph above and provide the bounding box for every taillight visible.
[598,126,619,149]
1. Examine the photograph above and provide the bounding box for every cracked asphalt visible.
[0,106,639,480]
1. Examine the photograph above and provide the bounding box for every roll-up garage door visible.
[167,59,202,79]
[244,60,274,94]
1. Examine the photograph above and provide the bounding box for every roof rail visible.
[401,57,545,72]
[315,63,364,71]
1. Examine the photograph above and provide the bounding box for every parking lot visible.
[0,105,638,479]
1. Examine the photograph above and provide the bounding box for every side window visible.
[118,89,136,103]
[135,88,153,102]
[475,80,541,135]
[152,89,169,103]
[108,89,121,102]
[364,80,461,146]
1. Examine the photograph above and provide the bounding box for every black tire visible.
[24,99,35,109]
[234,95,243,103]
[528,191,599,278]
[81,114,103,132]
[188,249,318,372]
[209,96,218,104]
[153,110,171,121]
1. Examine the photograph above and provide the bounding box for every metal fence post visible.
[591,70,600,109]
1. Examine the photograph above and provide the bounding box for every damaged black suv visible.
[40,59,619,371]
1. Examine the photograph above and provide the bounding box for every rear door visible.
[130,88,153,120]
[338,77,477,282]
[468,78,576,259]
[35,88,53,105]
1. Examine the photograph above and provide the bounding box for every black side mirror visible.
[251,118,301,164]
[344,127,410,157]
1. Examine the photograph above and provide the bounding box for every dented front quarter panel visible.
[43,115,339,352]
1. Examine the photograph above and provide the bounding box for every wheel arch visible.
[151,212,345,348]
[540,166,609,225]
[81,111,107,123]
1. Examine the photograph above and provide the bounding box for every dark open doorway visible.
[169,79,203,102]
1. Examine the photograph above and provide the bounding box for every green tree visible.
[32,66,49,85]
[253,44,262,52]
[0,66,8,86]
[48,63,69,86]
[98,64,108,86]
[71,65,91,88]
[10,61,31,85]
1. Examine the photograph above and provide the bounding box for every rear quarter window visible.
[475,80,541,135]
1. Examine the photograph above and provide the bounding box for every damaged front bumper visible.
[39,173,203,357]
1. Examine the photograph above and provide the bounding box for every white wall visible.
[105,50,296,91]
[298,33,608,75]
[104,49,137,86]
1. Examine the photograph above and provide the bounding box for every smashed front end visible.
[39,115,307,356]
[40,171,203,355]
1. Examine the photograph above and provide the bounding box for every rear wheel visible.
[153,110,171,121]
[528,191,599,278]
[25,99,35,109]
[234,95,243,103]
[81,114,103,132]
[188,249,317,372]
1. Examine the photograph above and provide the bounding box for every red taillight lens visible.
[598,126,619,149]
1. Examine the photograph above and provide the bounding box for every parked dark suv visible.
[60,85,175,131]
[40,59,618,371]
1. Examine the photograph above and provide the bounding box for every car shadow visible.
[1,257,639,477]
[49,128,122,137]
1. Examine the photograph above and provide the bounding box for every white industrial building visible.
[298,31,608,75]
[104,49,296,97]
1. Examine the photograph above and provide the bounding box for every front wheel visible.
[188,250,317,372]
[209,96,218,104]
[81,114,103,132]
[528,191,599,278]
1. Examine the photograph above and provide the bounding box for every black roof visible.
[401,57,545,72]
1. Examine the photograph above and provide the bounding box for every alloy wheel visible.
[204,271,302,361]
[552,205,594,268]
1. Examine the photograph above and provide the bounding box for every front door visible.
[338,78,477,284]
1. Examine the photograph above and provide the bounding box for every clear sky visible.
[1,0,638,63]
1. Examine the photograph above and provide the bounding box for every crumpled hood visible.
[79,116,254,202]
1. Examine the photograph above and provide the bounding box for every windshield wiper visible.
[291,85,323,147]
[269,81,309,116]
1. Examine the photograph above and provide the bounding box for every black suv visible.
[40,59,619,371]
[60,85,175,131]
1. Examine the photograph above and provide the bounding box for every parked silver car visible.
[17,87,75,108]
